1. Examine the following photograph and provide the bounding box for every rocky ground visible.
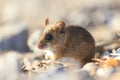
[0,0,120,80]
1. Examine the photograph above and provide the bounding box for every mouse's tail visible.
[94,35,120,58]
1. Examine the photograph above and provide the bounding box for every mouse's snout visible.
[38,40,47,49]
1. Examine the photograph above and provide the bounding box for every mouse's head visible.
[38,18,65,50]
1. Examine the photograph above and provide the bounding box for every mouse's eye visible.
[45,34,53,40]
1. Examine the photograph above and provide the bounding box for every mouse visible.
[36,18,95,66]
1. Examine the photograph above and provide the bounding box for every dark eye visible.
[45,34,53,40]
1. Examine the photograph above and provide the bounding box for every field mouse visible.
[36,18,95,66]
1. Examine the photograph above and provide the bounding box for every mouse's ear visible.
[45,18,49,26]
[54,21,65,33]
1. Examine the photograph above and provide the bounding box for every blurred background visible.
[0,0,120,80]
[0,0,120,53]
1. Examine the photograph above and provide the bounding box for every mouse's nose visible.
[38,41,47,49]
[38,44,45,49]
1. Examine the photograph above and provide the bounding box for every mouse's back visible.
[63,26,95,63]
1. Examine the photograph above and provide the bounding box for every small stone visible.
[83,62,97,76]
[0,22,29,52]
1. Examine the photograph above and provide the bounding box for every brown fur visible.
[38,19,95,66]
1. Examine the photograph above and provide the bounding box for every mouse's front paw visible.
[45,50,55,60]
